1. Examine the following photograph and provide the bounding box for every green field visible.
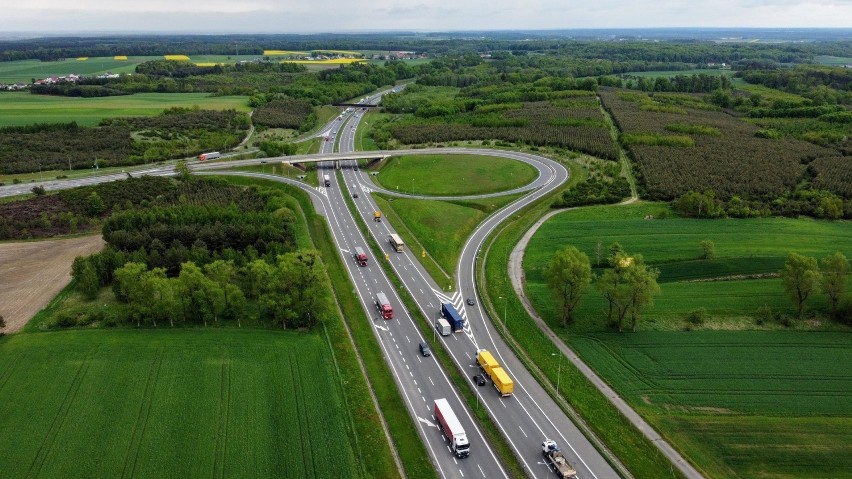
[376,194,520,283]
[521,201,852,478]
[524,202,852,330]
[0,92,249,127]
[813,55,852,66]
[0,329,362,478]
[374,154,537,196]
[569,331,852,478]
[0,56,274,83]
[0,57,155,83]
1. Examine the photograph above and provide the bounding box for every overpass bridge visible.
[281,151,389,169]
[333,103,380,108]
[194,151,391,171]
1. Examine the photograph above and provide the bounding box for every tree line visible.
[543,243,850,330]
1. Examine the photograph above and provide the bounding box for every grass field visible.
[569,331,852,478]
[523,202,852,330]
[0,329,362,478]
[374,154,537,196]
[0,92,250,127]
[813,55,852,66]
[0,56,278,83]
[375,194,520,284]
[0,57,157,83]
[520,200,852,477]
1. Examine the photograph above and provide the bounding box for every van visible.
[435,317,451,336]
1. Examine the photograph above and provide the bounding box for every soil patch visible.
[0,235,104,333]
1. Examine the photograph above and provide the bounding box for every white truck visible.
[323,174,331,187]
[542,439,577,479]
[388,233,404,252]
[434,317,451,336]
[434,398,470,458]
[198,151,221,161]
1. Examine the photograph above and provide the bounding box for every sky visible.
[0,0,851,33]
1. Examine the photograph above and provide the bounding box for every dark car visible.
[466,297,475,306]
[353,193,359,198]
[473,373,486,386]
[419,342,431,357]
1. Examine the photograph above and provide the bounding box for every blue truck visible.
[441,303,465,333]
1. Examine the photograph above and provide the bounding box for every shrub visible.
[685,308,708,326]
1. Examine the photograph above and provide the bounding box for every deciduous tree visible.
[544,246,592,326]
[701,240,716,260]
[780,252,821,319]
[821,252,848,317]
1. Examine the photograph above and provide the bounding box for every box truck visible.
[440,303,465,332]
[323,175,331,187]
[375,292,393,319]
[435,317,451,336]
[388,234,404,252]
[476,349,514,396]
[434,398,470,458]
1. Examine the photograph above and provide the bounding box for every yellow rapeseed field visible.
[114,56,128,61]
[164,55,191,61]
[77,57,89,61]
[194,63,222,67]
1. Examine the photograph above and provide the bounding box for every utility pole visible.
[551,352,562,398]
[498,296,508,335]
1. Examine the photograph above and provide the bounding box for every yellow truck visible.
[373,211,382,222]
[476,349,514,397]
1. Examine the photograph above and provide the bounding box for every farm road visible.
[0,235,104,333]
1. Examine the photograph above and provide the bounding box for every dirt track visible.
[0,235,104,333]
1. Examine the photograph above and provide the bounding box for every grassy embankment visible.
[523,201,852,478]
[374,193,522,291]
[369,153,535,289]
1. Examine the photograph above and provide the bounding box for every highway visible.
[0,90,623,479]
[325,101,619,478]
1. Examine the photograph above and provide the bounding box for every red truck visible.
[375,292,393,319]
[354,247,368,267]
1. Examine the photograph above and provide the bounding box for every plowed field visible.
[0,235,104,333]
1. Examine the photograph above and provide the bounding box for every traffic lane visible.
[311,164,493,479]
[450,160,617,478]
[321,164,507,479]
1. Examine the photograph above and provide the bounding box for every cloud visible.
[1,0,851,31]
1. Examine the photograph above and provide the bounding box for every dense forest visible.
[62,176,328,329]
